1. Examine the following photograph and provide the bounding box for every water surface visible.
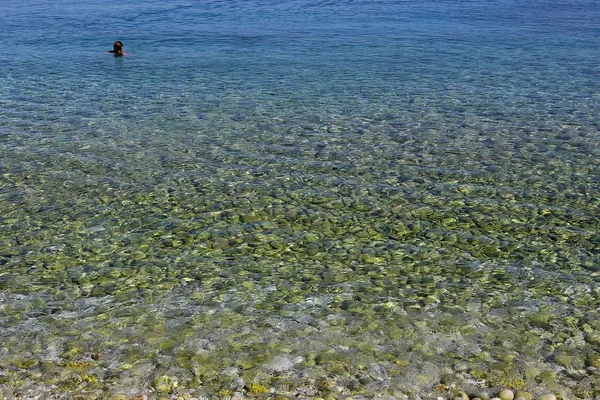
[1,0,599,398]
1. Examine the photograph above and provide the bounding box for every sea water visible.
[1,0,599,398]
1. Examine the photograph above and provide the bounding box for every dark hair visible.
[114,41,123,47]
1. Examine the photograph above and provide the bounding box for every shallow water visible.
[1,0,599,398]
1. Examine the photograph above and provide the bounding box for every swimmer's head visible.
[113,41,123,52]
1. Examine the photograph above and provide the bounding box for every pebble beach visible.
[1,0,599,398]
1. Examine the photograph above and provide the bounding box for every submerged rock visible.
[265,355,298,372]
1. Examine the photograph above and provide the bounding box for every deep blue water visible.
[1,0,600,398]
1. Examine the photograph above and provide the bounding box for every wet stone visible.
[369,364,388,381]
[514,391,533,400]
[497,389,515,400]
[265,355,296,372]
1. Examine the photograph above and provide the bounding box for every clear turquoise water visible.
[1,0,599,398]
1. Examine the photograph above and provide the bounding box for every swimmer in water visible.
[108,41,125,56]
